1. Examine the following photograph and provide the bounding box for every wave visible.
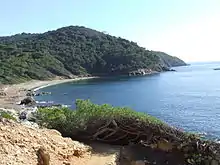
[36,101,54,104]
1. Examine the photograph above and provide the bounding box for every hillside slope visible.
[0,118,120,165]
[0,26,186,84]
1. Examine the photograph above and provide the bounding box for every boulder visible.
[20,97,36,106]
[19,111,27,120]
[26,91,35,96]
[19,107,38,121]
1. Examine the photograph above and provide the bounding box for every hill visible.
[0,26,186,84]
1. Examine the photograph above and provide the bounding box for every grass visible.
[0,111,16,121]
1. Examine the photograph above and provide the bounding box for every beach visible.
[0,77,96,110]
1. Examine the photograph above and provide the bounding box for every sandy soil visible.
[0,118,119,165]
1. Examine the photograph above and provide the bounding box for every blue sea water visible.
[36,62,220,139]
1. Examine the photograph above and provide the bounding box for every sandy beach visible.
[0,77,96,110]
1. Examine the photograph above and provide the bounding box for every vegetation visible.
[0,111,16,121]
[0,26,186,84]
[37,99,169,140]
[35,100,220,165]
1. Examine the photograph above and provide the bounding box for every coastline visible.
[0,71,161,110]
[0,76,97,110]
[0,70,165,110]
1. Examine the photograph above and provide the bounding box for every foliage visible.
[0,26,186,84]
[36,100,220,165]
[37,99,164,127]
[0,111,16,121]
[36,100,187,142]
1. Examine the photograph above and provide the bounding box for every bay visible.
[36,62,220,139]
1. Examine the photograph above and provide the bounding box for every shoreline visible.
[31,77,97,92]
[0,76,97,110]
[0,71,160,110]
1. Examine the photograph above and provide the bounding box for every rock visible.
[63,161,71,165]
[0,92,6,96]
[214,68,220,70]
[162,66,176,72]
[19,111,27,120]
[26,91,35,96]
[162,66,171,71]
[20,120,39,128]
[0,121,90,164]
[20,97,36,106]
[37,147,50,165]
[128,69,155,76]
[19,107,38,121]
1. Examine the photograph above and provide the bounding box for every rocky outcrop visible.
[20,97,36,106]
[128,69,158,76]
[128,67,176,76]
[0,118,120,165]
[0,118,90,165]
[19,107,37,121]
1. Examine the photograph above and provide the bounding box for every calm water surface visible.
[36,62,220,139]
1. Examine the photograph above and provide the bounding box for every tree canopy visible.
[0,26,186,84]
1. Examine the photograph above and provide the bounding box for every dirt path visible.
[86,142,120,165]
[87,153,118,165]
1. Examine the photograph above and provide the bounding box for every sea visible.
[35,62,220,140]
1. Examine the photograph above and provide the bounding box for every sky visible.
[0,0,220,62]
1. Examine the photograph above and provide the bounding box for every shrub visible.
[36,100,188,143]
[0,111,16,121]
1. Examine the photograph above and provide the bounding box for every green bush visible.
[36,99,190,141]
[37,99,165,128]
[0,111,16,121]
[36,100,220,165]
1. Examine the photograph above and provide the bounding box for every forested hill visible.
[0,26,186,84]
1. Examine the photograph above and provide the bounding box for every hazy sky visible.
[0,0,220,62]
